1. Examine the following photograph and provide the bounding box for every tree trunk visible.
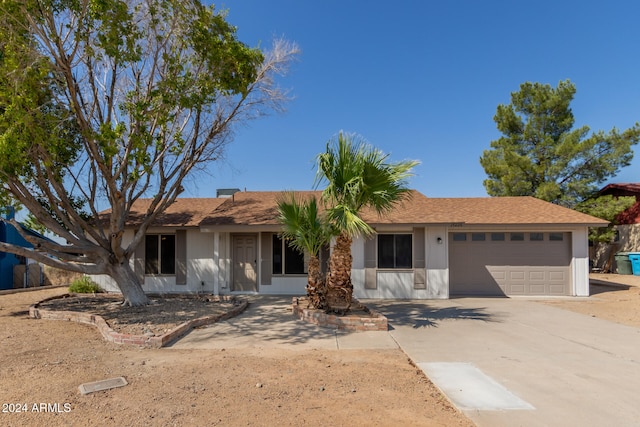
[106,262,150,306]
[306,256,326,309]
[326,232,353,313]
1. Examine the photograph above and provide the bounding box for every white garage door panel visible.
[449,233,571,296]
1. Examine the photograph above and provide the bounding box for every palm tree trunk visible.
[306,256,326,309]
[326,231,353,312]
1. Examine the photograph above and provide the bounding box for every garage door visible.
[449,232,571,296]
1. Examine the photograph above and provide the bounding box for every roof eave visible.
[200,224,282,233]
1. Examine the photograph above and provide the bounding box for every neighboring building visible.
[94,190,607,298]
[592,183,640,272]
[0,208,47,289]
[598,183,640,227]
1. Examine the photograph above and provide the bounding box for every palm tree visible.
[276,192,333,309]
[316,132,419,312]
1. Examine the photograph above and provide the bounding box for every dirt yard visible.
[3,275,639,427]
[541,274,640,327]
[0,287,472,427]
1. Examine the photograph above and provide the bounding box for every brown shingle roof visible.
[123,198,228,227]
[118,191,608,228]
[199,191,323,227]
[375,196,608,226]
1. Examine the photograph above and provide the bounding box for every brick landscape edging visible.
[292,297,388,331]
[29,294,248,348]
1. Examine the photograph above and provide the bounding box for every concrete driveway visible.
[367,297,640,427]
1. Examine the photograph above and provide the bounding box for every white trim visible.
[213,231,220,294]
[572,228,590,296]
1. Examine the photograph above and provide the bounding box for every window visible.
[510,232,525,241]
[378,234,412,269]
[272,235,306,275]
[530,232,544,241]
[491,233,505,241]
[452,233,467,241]
[145,234,175,275]
[549,232,564,241]
[472,233,486,241]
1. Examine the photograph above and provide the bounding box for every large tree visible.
[575,195,636,244]
[0,0,298,305]
[315,132,419,312]
[480,80,640,207]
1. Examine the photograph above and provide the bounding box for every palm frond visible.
[315,131,420,235]
[276,191,333,256]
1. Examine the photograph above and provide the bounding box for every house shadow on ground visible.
[364,299,501,329]
[589,282,631,296]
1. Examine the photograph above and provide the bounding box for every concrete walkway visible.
[368,297,640,427]
[170,296,397,351]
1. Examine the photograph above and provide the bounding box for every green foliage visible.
[69,276,103,293]
[480,80,640,207]
[0,0,264,199]
[316,132,419,238]
[276,192,333,257]
[575,195,636,243]
[23,213,47,235]
[0,0,296,303]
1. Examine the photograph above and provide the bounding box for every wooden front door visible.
[232,235,258,292]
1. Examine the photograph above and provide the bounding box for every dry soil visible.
[1,287,472,427]
[3,275,638,427]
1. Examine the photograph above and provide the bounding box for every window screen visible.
[378,234,412,269]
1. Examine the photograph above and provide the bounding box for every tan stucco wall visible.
[591,224,640,272]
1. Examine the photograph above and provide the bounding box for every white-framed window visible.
[145,234,175,275]
[272,235,306,275]
[378,234,412,269]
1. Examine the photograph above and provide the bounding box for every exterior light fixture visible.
[437,237,443,244]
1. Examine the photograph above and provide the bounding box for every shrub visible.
[69,276,103,293]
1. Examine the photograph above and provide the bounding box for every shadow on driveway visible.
[365,299,501,329]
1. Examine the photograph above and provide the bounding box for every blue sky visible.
[189,0,640,198]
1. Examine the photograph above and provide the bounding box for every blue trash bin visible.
[629,253,640,276]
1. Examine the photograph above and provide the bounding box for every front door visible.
[232,234,258,292]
